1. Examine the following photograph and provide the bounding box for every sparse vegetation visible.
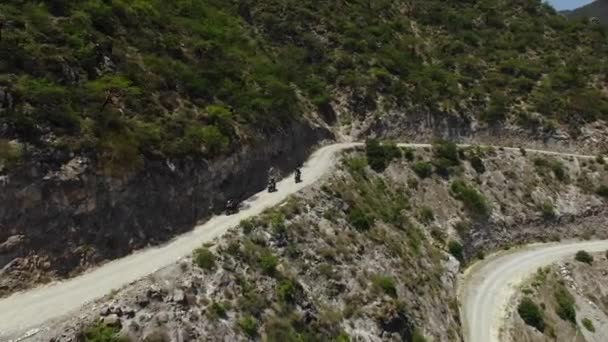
[534,157,569,183]
[83,323,128,342]
[517,297,545,332]
[575,250,594,264]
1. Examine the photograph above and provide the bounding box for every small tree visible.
[575,250,593,264]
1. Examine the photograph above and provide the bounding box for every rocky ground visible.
[25,143,608,342]
[505,251,608,342]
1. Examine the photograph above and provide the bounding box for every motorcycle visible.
[225,199,239,215]
[268,178,278,193]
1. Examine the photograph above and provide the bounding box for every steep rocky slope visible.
[33,143,608,341]
[506,252,608,341]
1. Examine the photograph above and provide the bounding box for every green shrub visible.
[259,252,279,275]
[412,161,433,178]
[347,207,374,231]
[469,155,486,174]
[417,207,435,224]
[450,181,490,217]
[582,318,595,332]
[238,315,259,337]
[554,285,576,324]
[597,185,608,198]
[193,247,216,270]
[277,279,297,303]
[240,219,255,234]
[448,240,465,262]
[517,297,545,332]
[540,201,556,220]
[366,140,401,172]
[403,148,415,161]
[83,322,129,342]
[372,275,398,297]
[210,301,227,319]
[575,250,593,264]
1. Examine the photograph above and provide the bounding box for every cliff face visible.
[0,120,331,296]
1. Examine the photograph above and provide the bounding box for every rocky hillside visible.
[507,251,608,341]
[2,0,608,299]
[34,142,608,342]
[564,0,608,26]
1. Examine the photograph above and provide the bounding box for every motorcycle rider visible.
[295,166,302,183]
[267,166,278,192]
[225,199,237,214]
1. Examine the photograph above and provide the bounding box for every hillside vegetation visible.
[1,0,608,173]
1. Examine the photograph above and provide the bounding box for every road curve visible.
[461,240,608,342]
[0,142,597,338]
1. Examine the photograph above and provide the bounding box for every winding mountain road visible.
[461,240,608,342]
[0,141,599,340]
